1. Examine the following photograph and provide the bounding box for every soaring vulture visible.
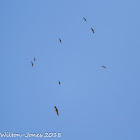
[59,38,62,43]
[83,17,87,22]
[102,66,106,68]
[58,81,61,85]
[91,28,94,33]
[31,61,33,67]
[55,106,59,116]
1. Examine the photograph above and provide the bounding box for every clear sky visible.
[0,0,140,140]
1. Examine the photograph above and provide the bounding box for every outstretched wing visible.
[91,28,94,33]
[83,17,86,21]
[56,109,59,116]
[31,61,33,67]
[59,38,61,43]
[55,106,59,116]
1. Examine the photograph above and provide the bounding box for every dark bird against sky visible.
[31,61,33,67]
[59,38,62,43]
[102,66,106,68]
[83,17,87,22]
[55,106,59,116]
[58,81,61,85]
[91,28,94,33]
[34,58,36,61]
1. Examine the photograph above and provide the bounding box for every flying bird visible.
[91,28,94,33]
[34,58,36,61]
[55,106,59,116]
[102,66,106,68]
[58,81,61,85]
[83,17,87,22]
[59,38,62,43]
[31,61,33,67]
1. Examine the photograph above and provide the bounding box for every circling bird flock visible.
[30,17,106,116]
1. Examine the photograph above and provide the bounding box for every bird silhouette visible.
[34,58,36,61]
[31,61,33,67]
[55,106,59,116]
[59,38,62,43]
[102,66,106,68]
[58,81,61,85]
[83,17,87,22]
[91,28,94,33]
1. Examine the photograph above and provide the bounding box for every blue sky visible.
[0,0,140,140]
